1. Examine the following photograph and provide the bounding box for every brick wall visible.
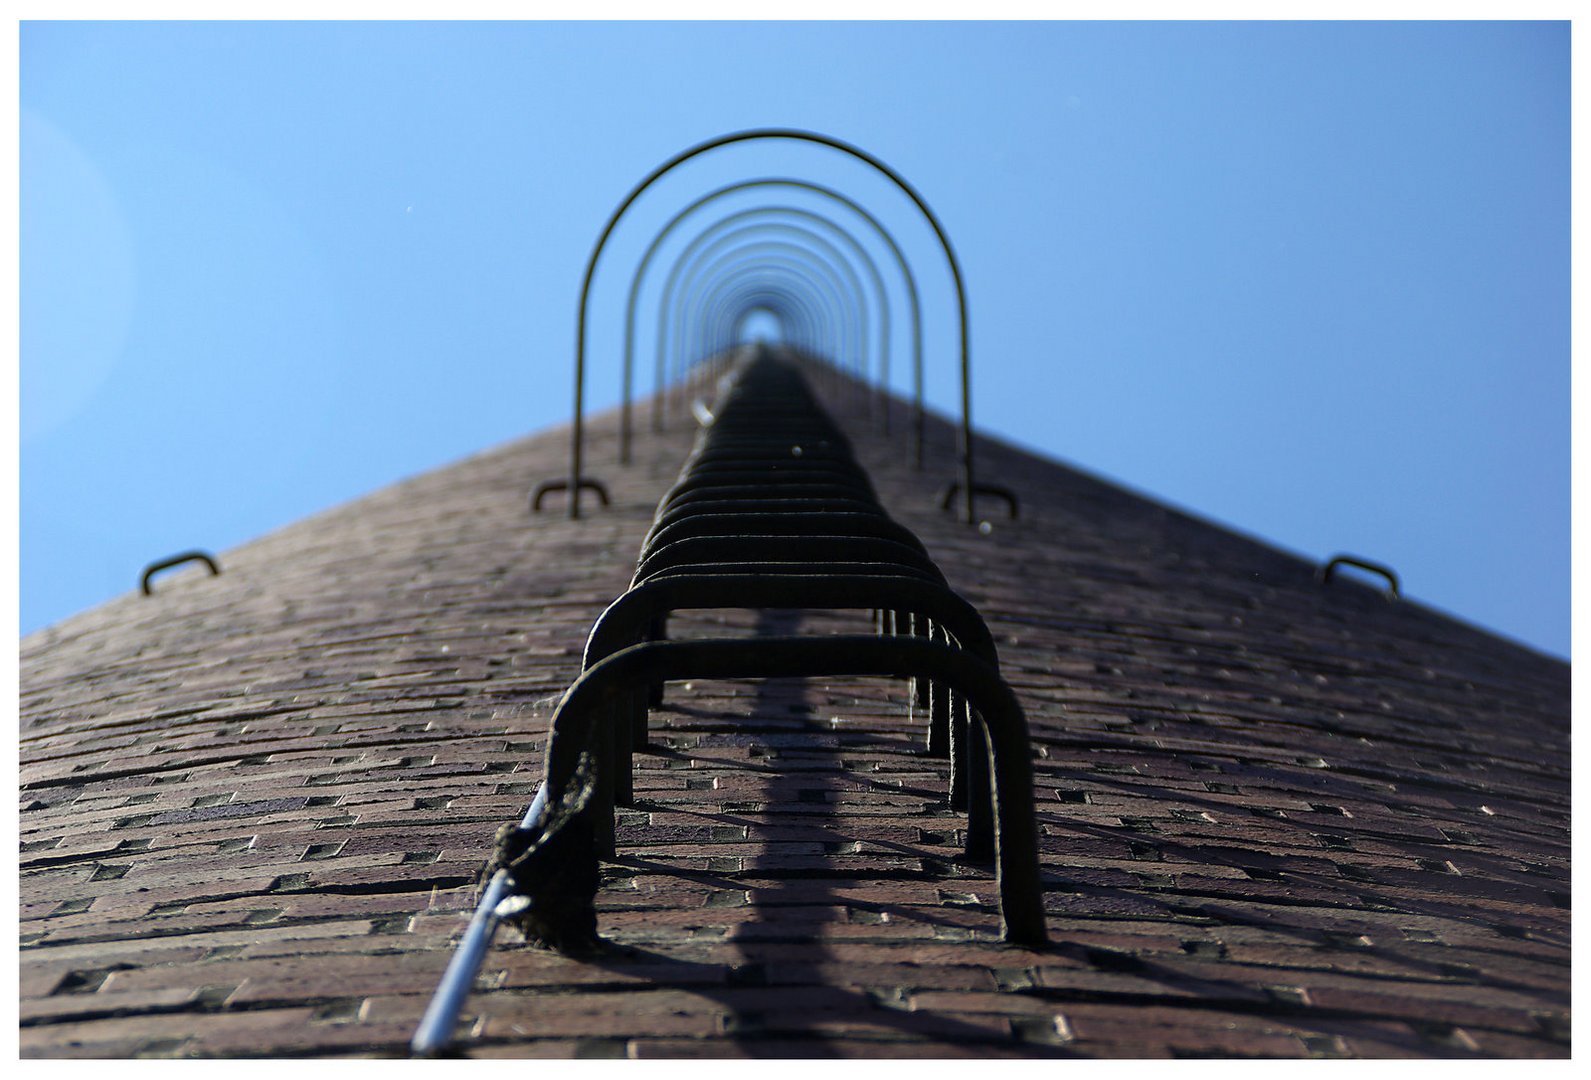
[20,366,1569,1058]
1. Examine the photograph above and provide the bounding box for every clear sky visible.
[19,20,1570,657]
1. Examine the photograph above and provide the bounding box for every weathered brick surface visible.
[20,357,1568,1058]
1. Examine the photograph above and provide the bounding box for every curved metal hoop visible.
[687,279,829,397]
[719,290,816,353]
[691,211,890,418]
[729,299,795,344]
[140,550,220,595]
[650,206,891,451]
[714,289,826,359]
[670,246,857,412]
[698,279,831,364]
[564,129,975,522]
[620,177,922,461]
[666,224,870,388]
[700,281,846,394]
[671,227,871,380]
[683,268,847,411]
[689,260,850,358]
[659,240,848,433]
[685,283,828,409]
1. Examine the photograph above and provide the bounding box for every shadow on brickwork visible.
[575,606,1070,1057]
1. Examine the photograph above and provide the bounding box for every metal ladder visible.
[412,348,1043,1055]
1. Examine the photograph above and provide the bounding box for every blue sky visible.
[19,20,1569,657]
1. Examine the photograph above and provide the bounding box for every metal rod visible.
[410,783,547,1057]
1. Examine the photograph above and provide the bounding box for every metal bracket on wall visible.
[1319,554,1400,600]
[530,478,611,514]
[940,481,1019,520]
[139,551,220,595]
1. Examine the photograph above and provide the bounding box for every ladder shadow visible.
[581,605,1067,1056]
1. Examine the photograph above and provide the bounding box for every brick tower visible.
[19,356,1570,1058]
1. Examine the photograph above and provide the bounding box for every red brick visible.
[18,369,1569,1059]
